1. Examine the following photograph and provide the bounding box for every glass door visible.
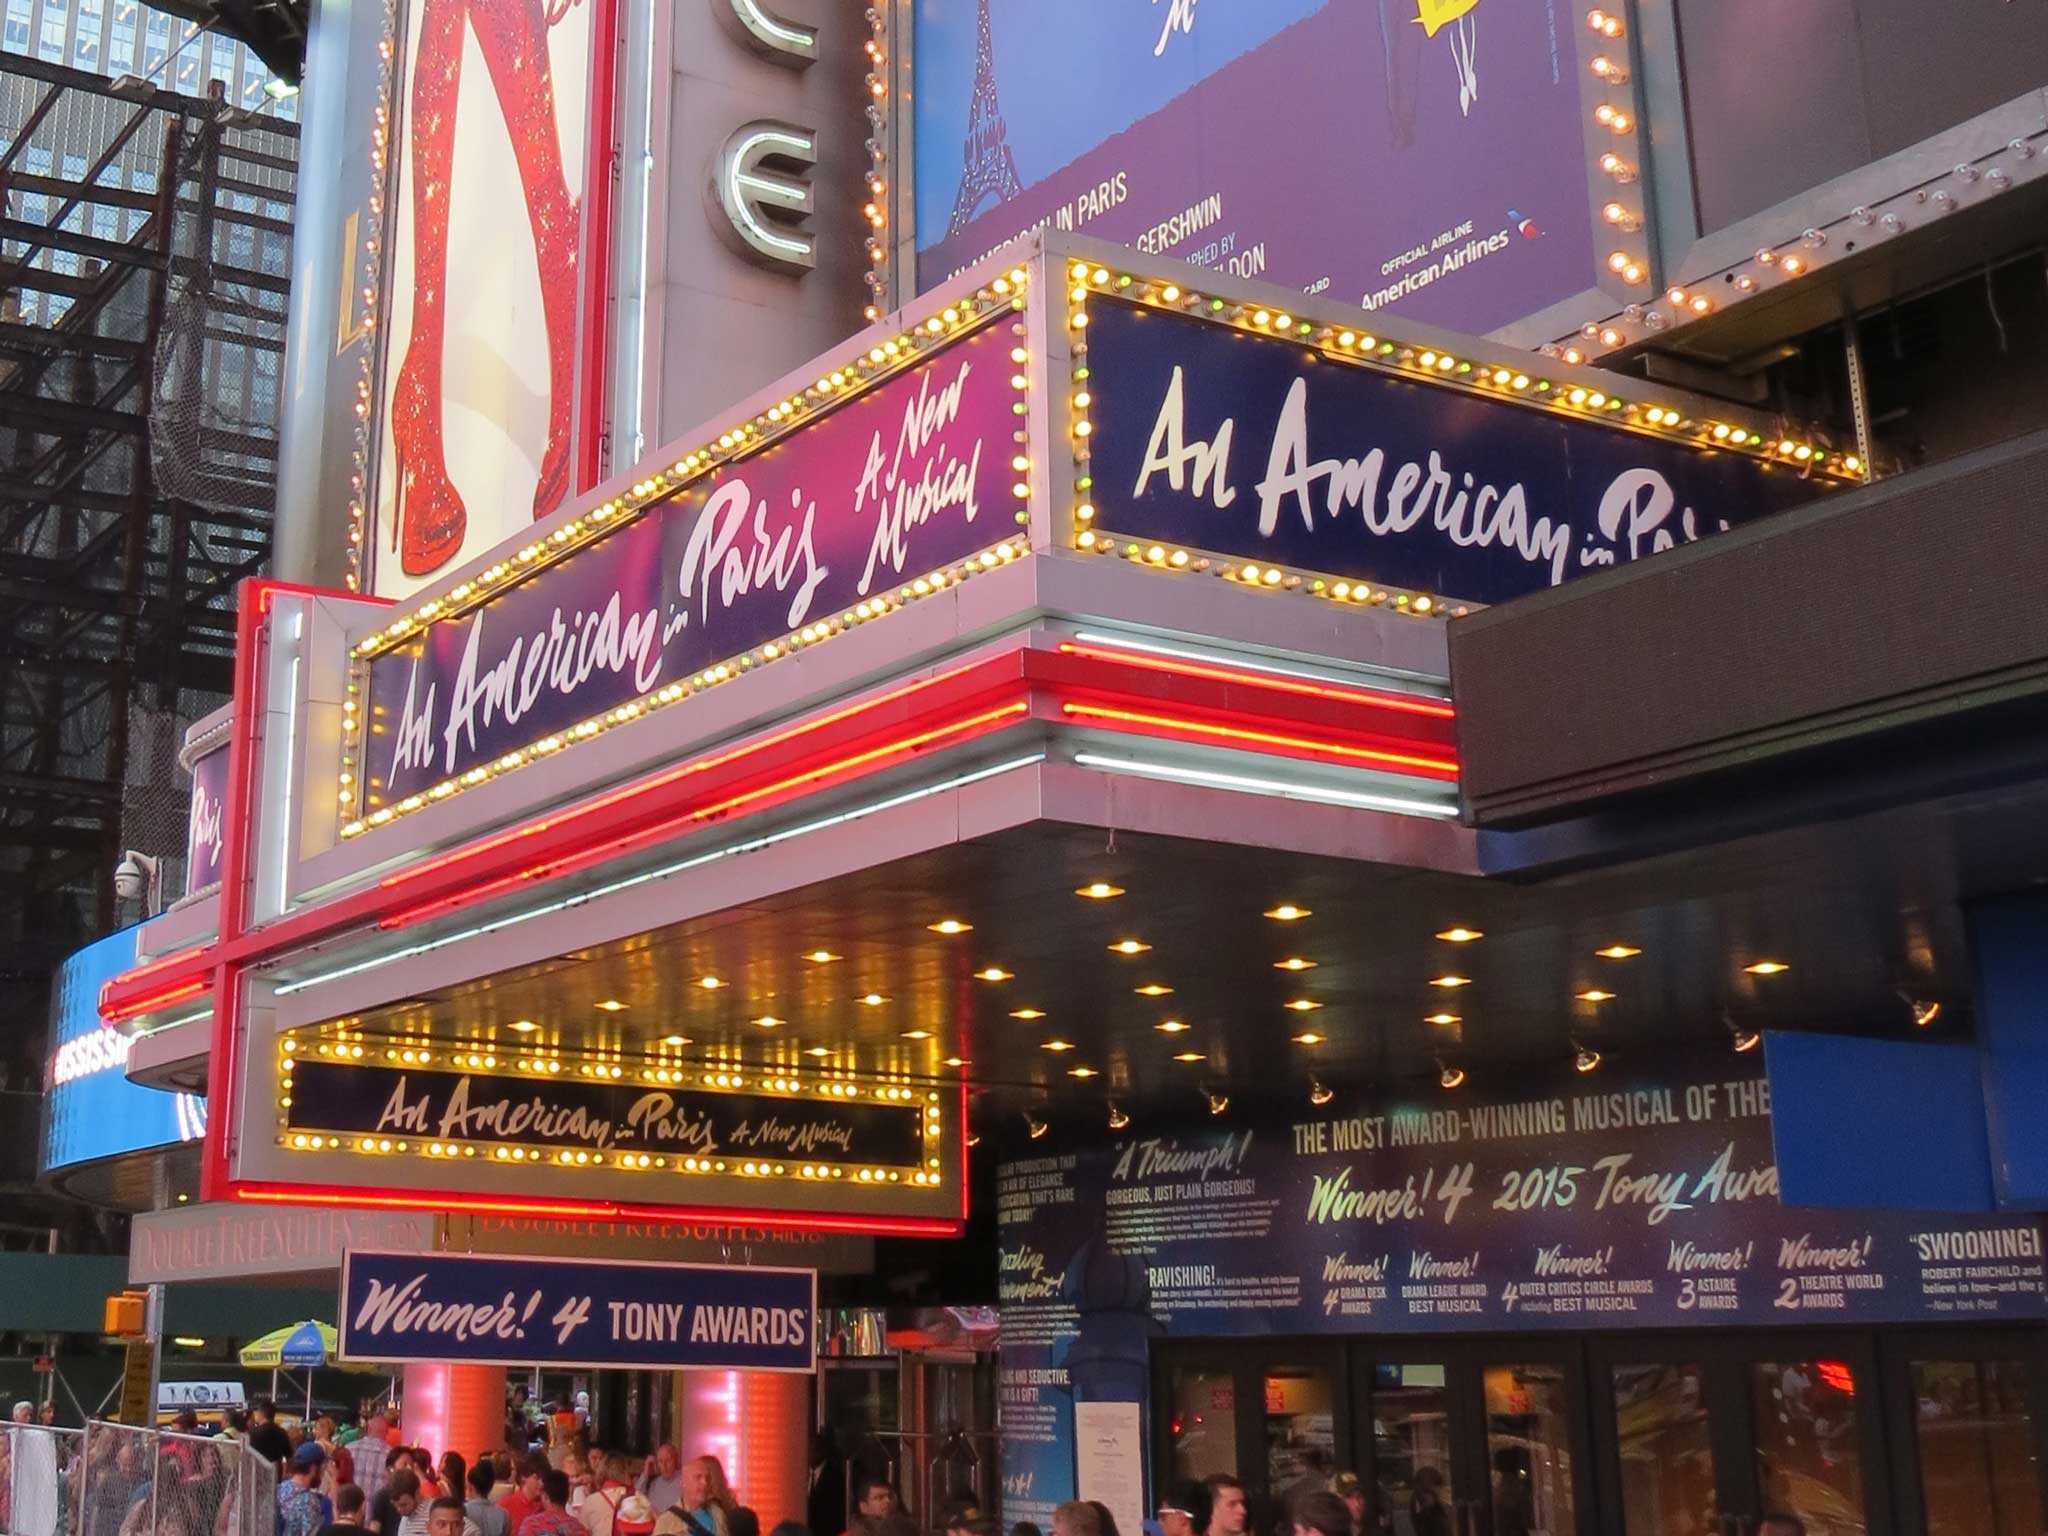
[1154,1342,1353,1529]
[1879,1328,2048,1536]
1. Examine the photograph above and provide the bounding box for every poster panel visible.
[1085,297,1834,605]
[340,1249,817,1370]
[914,0,1595,333]
[370,0,613,598]
[994,1057,2048,1526]
[184,744,229,896]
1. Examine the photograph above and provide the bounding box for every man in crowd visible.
[639,1447,682,1513]
[279,1443,334,1536]
[1287,1492,1352,1536]
[318,1485,369,1536]
[501,1456,549,1535]
[1202,1476,1246,1536]
[1328,1475,1368,1536]
[249,1399,294,1468]
[848,1479,913,1536]
[468,1463,510,1536]
[357,1417,393,1505]
[372,1470,423,1536]
[515,1470,590,1536]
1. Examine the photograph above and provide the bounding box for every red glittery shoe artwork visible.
[390,0,583,578]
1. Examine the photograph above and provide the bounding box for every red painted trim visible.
[1060,702,1460,780]
[1057,641,1457,720]
[229,1183,963,1237]
[575,0,621,496]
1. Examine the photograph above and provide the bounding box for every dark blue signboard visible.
[993,1055,2047,1528]
[1085,298,1835,605]
[339,1250,817,1372]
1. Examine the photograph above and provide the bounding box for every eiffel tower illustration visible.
[945,0,1025,237]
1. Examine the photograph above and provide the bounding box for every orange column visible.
[673,1368,809,1525]
[404,1362,509,1464]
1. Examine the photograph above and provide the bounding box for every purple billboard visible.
[185,744,229,896]
[361,320,1019,807]
[915,0,1596,332]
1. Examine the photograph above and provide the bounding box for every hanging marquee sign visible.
[353,315,1021,812]
[282,1057,934,1173]
[184,743,229,896]
[1082,296,1842,607]
[339,1249,817,1371]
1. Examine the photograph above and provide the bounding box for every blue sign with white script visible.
[1085,298,1837,605]
[340,1250,817,1371]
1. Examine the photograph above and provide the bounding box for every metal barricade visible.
[0,1423,276,1536]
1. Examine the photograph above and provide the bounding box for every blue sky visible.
[914,0,1328,240]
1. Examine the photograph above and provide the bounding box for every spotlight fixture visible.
[1155,1019,1190,1033]
[1596,944,1641,959]
[1431,975,1472,989]
[1573,1041,1603,1074]
[1107,1101,1131,1131]
[1010,1008,1046,1020]
[1438,1060,1467,1090]
[976,967,1013,982]
[927,919,973,935]
[1264,903,1311,922]
[1577,989,1616,1003]
[1134,983,1174,996]
[1274,958,1317,972]
[1042,1039,1074,1052]
[803,949,841,964]
[1744,960,1790,976]
[1284,999,1323,1012]
[1292,1031,1325,1045]
[1024,1111,1047,1140]
[1436,927,1483,943]
[1424,1012,1461,1026]
[1173,1051,1207,1063]
[1206,1089,1230,1116]
[1905,996,1942,1028]
[1730,1022,1761,1054]
[966,1131,982,1148]
[1075,882,1125,900]
[1308,1078,1335,1107]
[1108,938,1152,955]
[1068,1065,1098,1079]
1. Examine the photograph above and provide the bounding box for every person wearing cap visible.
[282,1443,336,1536]
[1155,1483,1209,1536]
[1327,1475,1368,1536]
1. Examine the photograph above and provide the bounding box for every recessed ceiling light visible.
[1264,903,1311,922]
[1010,1008,1046,1020]
[1423,1012,1460,1026]
[804,950,841,964]
[509,1020,540,1033]
[927,919,972,935]
[1430,975,1471,989]
[1154,1020,1189,1034]
[1436,927,1483,943]
[1744,960,1790,975]
[860,993,889,1007]
[976,967,1013,982]
[1134,983,1174,996]
[902,1029,932,1040]
[595,1000,627,1012]
[1067,1065,1098,1079]
[1596,944,1641,959]
[1173,1051,1206,1063]
[1577,989,1615,1002]
[1291,1031,1325,1045]
[1075,882,1124,900]
[1108,938,1152,955]
[1042,1039,1074,1052]
[943,1056,967,1068]
[752,1015,783,1029]
[698,975,724,990]
[804,1046,831,1057]
[1284,999,1323,1012]
[1274,957,1317,971]
[662,1033,689,1046]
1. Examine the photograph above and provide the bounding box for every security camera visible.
[114,851,162,914]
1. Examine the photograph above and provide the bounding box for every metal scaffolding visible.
[0,53,295,1007]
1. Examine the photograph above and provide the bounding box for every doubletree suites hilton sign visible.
[280,1056,940,1181]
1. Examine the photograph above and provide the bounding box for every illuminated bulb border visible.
[338,275,1034,835]
[861,4,891,322]
[340,0,403,592]
[1062,262,1854,615]
[273,1035,949,1187]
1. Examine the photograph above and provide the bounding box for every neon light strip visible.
[1071,752,1460,819]
[380,659,991,890]
[273,753,1048,998]
[1062,635,1454,715]
[231,1185,960,1237]
[104,976,210,1023]
[1062,703,1459,777]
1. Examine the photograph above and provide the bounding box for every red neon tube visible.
[1057,641,1457,719]
[1060,701,1460,778]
